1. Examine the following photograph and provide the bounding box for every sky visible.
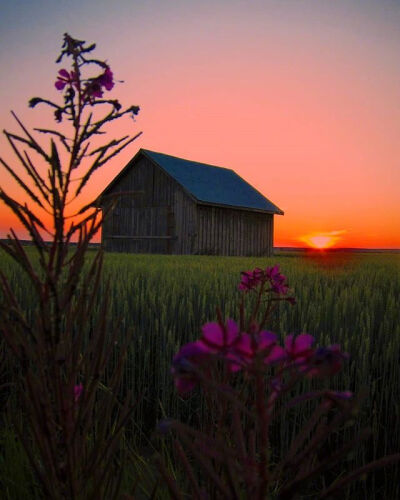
[0,0,399,248]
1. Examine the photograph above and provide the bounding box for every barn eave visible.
[196,200,284,216]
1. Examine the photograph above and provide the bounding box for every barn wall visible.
[102,156,179,253]
[195,205,273,256]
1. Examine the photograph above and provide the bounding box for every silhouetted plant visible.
[159,266,400,499]
[0,33,141,499]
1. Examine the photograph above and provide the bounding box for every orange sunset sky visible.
[0,0,399,248]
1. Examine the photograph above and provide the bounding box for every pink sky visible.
[1,0,399,248]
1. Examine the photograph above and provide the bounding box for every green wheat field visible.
[1,249,399,498]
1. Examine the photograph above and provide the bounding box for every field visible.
[1,249,399,497]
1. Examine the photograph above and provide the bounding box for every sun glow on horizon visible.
[299,230,347,249]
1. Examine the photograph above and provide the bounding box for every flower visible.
[55,69,78,90]
[284,334,315,363]
[74,383,83,403]
[83,80,103,102]
[200,319,240,351]
[233,331,287,369]
[266,264,289,295]
[238,265,291,297]
[199,319,245,373]
[238,268,264,291]
[171,340,211,394]
[283,335,349,378]
[173,340,210,364]
[171,320,243,393]
[307,345,349,377]
[265,264,281,281]
[98,67,114,91]
[82,66,114,103]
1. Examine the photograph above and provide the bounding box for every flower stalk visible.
[0,33,141,499]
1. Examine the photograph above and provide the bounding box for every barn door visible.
[131,206,175,254]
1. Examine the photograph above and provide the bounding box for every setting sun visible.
[308,235,334,249]
[299,230,346,249]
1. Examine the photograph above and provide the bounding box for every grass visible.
[1,249,399,498]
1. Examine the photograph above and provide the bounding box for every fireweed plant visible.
[0,34,141,499]
[158,265,400,499]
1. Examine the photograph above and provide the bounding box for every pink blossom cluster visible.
[239,264,292,298]
[172,266,348,396]
[55,66,114,103]
[172,321,348,395]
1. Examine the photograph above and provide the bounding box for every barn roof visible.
[103,149,284,215]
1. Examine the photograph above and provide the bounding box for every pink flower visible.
[55,69,78,90]
[284,334,315,363]
[200,319,240,351]
[82,66,114,103]
[238,265,292,297]
[171,340,212,395]
[173,340,210,363]
[307,345,349,377]
[74,384,83,403]
[98,67,114,91]
[238,268,264,291]
[265,264,281,281]
[83,81,103,102]
[171,320,242,393]
[232,331,286,370]
[266,264,289,295]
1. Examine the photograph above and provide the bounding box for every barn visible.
[100,149,283,256]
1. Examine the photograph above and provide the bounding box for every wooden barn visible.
[100,149,283,256]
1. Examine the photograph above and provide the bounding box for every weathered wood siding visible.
[102,156,199,254]
[173,189,197,254]
[195,205,273,256]
[102,156,175,253]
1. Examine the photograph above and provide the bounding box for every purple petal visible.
[258,330,277,349]
[173,340,211,363]
[225,319,239,343]
[234,334,252,356]
[55,80,66,90]
[265,345,287,364]
[58,69,70,78]
[266,264,280,279]
[202,322,224,347]
[201,319,238,347]
[295,334,314,352]
[102,69,114,90]
[285,334,314,354]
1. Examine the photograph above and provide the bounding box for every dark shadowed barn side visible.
[100,149,283,256]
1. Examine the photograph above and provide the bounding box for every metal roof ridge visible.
[141,148,235,173]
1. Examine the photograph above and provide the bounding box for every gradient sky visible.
[1,0,399,248]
